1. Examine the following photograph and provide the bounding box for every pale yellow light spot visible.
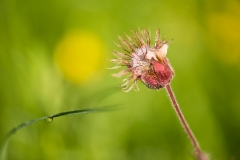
[207,1,240,66]
[54,31,104,83]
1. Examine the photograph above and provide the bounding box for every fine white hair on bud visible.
[110,28,174,92]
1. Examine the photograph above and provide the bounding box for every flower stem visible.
[165,84,209,160]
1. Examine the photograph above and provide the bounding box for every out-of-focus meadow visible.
[1,0,240,159]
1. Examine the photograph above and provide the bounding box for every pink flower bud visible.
[110,28,174,92]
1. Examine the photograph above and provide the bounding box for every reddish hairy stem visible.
[165,84,209,160]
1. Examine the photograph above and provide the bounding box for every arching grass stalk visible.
[0,106,119,160]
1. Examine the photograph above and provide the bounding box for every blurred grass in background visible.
[0,0,240,159]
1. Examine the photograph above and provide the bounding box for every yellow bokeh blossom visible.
[207,0,240,66]
[54,31,105,84]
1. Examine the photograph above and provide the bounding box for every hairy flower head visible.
[110,28,174,92]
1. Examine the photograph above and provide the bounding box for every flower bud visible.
[110,28,174,92]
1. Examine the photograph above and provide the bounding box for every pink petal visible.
[141,71,163,89]
[151,59,173,86]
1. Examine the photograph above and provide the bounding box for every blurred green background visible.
[1,0,240,159]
